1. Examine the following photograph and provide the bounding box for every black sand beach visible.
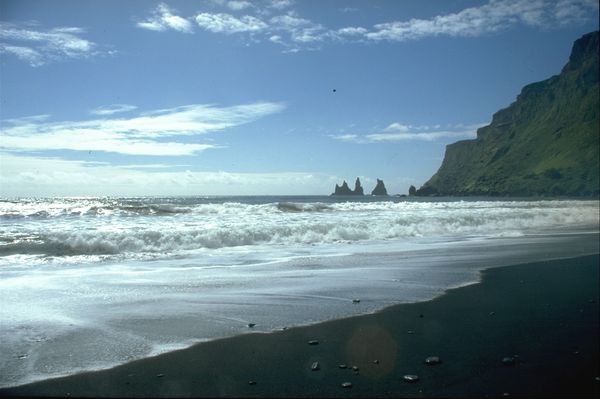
[3,254,599,398]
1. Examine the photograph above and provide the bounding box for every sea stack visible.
[371,179,388,196]
[332,178,365,196]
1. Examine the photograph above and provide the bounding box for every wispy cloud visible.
[330,123,485,143]
[227,1,254,11]
[1,102,285,156]
[136,3,194,33]
[90,104,138,116]
[133,0,597,52]
[0,23,101,66]
[365,0,599,42]
[195,13,268,34]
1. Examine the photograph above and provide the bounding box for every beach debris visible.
[352,299,361,304]
[502,356,516,366]
[248,381,256,385]
[311,361,320,371]
[247,323,256,328]
[373,359,380,364]
[338,364,348,369]
[425,356,441,365]
[156,373,165,378]
[403,374,419,383]
[308,340,319,345]
[341,382,352,388]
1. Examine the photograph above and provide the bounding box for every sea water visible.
[0,196,598,387]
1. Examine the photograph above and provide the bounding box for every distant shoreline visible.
[4,253,599,398]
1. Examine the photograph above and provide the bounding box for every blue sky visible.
[1,0,598,196]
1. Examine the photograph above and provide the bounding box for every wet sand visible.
[3,254,599,398]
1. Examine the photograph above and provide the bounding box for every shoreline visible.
[3,254,599,397]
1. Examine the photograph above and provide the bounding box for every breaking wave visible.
[1,198,597,259]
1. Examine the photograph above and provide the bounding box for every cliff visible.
[417,31,599,197]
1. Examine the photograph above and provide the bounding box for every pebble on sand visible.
[341,382,353,388]
[308,340,319,345]
[502,356,516,366]
[403,374,419,382]
[424,356,441,365]
[311,361,320,371]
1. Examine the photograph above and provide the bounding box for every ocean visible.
[1,196,598,387]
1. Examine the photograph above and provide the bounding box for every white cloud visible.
[227,1,253,11]
[0,23,99,66]
[331,123,486,143]
[90,104,138,116]
[133,0,597,51]
[195,13,268,33]
[0,153,336,196]
[269,0,295,10]
[136,3,193,33]
[365,0,598,42]
[1,102,285,156]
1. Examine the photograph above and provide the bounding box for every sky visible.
[0,0,598,196]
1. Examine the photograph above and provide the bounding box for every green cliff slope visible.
[418,31,599,197]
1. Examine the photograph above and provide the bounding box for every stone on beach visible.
[311,361,320,371]
[425,356,441,365]
[341,382,353,388]
[308,340,319,345]
[338,364,347,369]
[403,374,419,382]
[502,356,516,366]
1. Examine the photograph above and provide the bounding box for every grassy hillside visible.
[417,31,599,197]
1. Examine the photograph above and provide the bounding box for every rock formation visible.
[408,185,417,196]
[371,179,388,196]
[417,31,599,197]
[332,178,364,195]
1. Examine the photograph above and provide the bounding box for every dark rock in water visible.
[341,382,353,388]
[408,185,417,196]
[332,177,365,195]
[308,340,319,345]
[333,180,353,195]
[403,374,419,382]
[156,373,165,378]
[247,323,256,328]
[311,361,320,371]
[354,178,364,195]
[248,380,257,385]
[425,356,441,365]
[352,299,361,304]
[371,178,388,196]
